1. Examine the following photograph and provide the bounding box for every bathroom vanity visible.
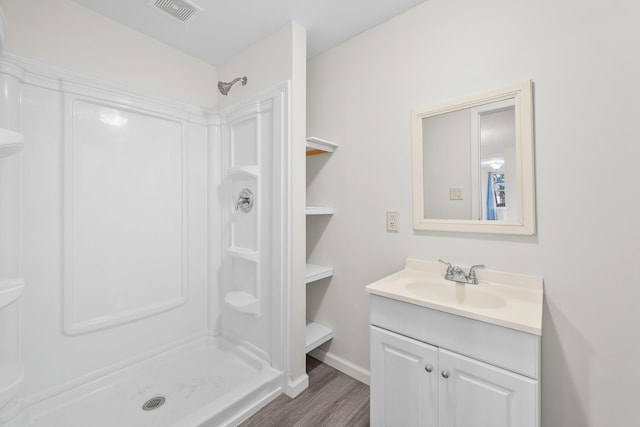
[366,258,543,427]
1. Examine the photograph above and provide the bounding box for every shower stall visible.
[0,49,293,426]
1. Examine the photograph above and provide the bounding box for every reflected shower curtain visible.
[486,172,497,220]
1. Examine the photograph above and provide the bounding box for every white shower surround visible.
[62,91,191,334]
[0,53,292,426]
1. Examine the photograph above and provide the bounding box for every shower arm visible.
[229,77,246,87]
[218,76,248,95]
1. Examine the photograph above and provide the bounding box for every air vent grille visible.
[151,0,202,23]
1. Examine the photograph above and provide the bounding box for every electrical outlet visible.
[386,210,399,232]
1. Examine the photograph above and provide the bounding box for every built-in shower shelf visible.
[224,291,259,314]
[306,137,338,156]
[305,320,334,353]
[0,360,25,409]
[227,247,259,263]
[306,206,334,215]
[0,128,24,158]
[0,278,25,310]
[305,264,333,284]
[228,166,259,177]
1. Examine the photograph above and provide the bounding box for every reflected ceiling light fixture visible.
[490,161,504,170]
[218,77,247,96]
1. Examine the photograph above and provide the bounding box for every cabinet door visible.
[370,326,438,427]
[438,349,539,427]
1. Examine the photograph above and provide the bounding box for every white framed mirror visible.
[412,81,535,235]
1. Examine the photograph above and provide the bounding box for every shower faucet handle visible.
[236,188,254,213]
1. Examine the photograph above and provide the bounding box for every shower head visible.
[218,77,247,96]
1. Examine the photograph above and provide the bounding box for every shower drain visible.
[142,396,166,411]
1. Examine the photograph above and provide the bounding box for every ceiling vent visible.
[150,0,203,23]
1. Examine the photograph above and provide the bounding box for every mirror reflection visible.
[412,81,536,235]
[422,99,516,221]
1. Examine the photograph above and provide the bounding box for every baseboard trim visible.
[308,348,370,386]
[285,373,309,398]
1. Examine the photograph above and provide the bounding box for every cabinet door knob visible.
[424,364,433,373]
[441,370,450,379]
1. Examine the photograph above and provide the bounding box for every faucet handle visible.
[438,259,452,268]
[438,259,454,279]
[467,265,486,284]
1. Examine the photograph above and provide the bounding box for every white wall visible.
[422,109,471,219]
[0,0,218,109]
[307,0,640,426]
[218,23,299,107]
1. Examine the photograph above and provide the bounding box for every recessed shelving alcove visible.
[304,262,335,354]
[305,137,338,353]
[220,98,279,318]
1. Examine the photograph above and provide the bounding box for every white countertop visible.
[365,258,543,335]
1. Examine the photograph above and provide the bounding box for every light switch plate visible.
[450,187,463,200]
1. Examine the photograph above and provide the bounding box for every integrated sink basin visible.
[365,258,543,335]
[404,280,506,309]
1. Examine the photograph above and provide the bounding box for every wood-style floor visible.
[240,356,370,427]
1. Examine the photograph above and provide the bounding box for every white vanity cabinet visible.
[369,294,541,427]
[371,326,438,427]
[437,347,538,427]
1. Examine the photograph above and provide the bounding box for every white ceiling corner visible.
[71,0,428,65]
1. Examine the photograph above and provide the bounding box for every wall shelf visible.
[305,264,333,284]
[305,320,334,353]
[305,206,334,215]
[306,137,338,156]
[0,128,24,158]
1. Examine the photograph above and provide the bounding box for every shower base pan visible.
[13,336,282,427]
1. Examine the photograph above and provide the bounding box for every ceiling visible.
[71,0,428,65]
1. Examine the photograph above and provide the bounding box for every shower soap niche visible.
[0,360,24,409]
[0,128,24,158]
[224,291,259,315]
[0,278,25,310]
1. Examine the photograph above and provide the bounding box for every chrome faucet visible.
[438,259,485,285]
[236,188,254,213]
